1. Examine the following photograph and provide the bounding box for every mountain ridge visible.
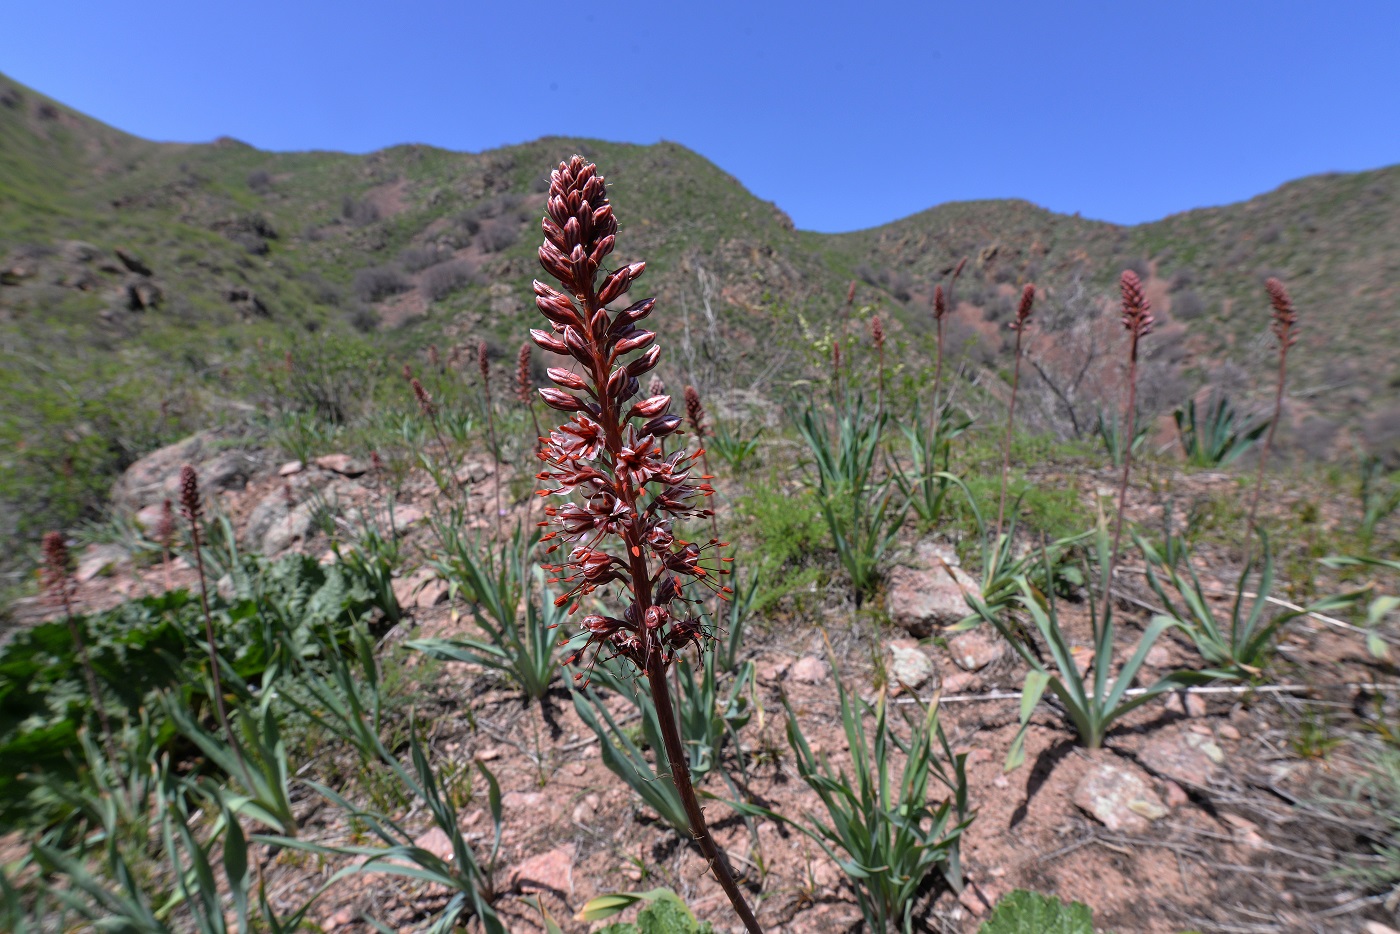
[2,67,1398,554]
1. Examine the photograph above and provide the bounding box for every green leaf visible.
[978,889,1096,934]
[577,892,651,922]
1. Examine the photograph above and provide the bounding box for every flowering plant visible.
[528,156,761,932]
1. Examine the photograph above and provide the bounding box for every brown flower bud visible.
[684,385,707,437]
[42,531,71,607]
[411,378,437,418]
[1119,270,1155,338]
[1009,284,1035,331]
[870,315,885,351]
[154,499,175,549]
[516,342,533,404]
[178,464,202,523]
[478,340,490,386]
[933,284,947,320]
[1265,277,1298,346]
[846,280,857,306]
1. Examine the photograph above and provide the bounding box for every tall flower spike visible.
[1246,277,1300,542]
[531,155,760,933]
[846,280,857,307]
[1119,270,1154,338]
[870,315,885,351]
[648,374,667,398]
[1103,269,1154,622]
[996,283,1036,536]
[933,284,947,320]
[478,340,490,387]
[43,530,115,756]
[428,343,440,370]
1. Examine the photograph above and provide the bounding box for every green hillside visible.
[2,68,1397,562]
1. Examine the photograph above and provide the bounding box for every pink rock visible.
[509,845,574,895]
[416,579,449,608]
[412,827,455,862]
[1140,729,1224,788]
[278,460,304,477]
[757,658,792,683]
[947,629,1004,672]
[134,503,165,532]
[885,564,977,637]
[789,656,829,684]
[75,544,128,583]
[1163,780,1189,808]
[1073,760,1167,833]
[314,454,367,477]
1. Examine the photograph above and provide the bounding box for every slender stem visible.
[188,520,257,796]
[483,388,503,538]
[875,346,885,417]
[995,328,1025,539]
[1245,344,1289,549]
[931,315,945,434]
[1102,337,1140,626]
[527,400,545,456]
[646,655,763,934]
[59,586,117,762]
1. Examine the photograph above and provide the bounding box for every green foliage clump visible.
[581,889,715,934]
[0,549,391,829]
[978,889,1096,934]
[737,478,827,609]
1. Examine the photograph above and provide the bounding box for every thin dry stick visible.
[1245,278,1298,546]
[43,532,116,760]
[517,341,545,453]
[531,156,761,933]
[155,498,175,593]
[995,284,1036,537]
[411,377,455,482]
[179,466,256,793]
[1103,270,1155,623]
[479,341,503,537]
[685,385,722,544]
[930,257,966,428]
[870,315,886,414]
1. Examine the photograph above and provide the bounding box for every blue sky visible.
[6,1,1399,232]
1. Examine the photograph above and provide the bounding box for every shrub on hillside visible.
[399,245,448,272]
[420,260,479,302]
[1172,288,1206,320]
[352,265,411,303]
[475,217,519,253]
[341,195,380,227]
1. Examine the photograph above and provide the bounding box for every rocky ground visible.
[8,432,1400,934]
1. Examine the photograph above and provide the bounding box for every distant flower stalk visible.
[1246,278,1299,541]
[479,340,503,534]
[685,385,721,541]
[43,531,115,756]
[996,284,1036,537]
[1103,270,1154,621]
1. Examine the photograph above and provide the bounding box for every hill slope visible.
[2,69,1397,553]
